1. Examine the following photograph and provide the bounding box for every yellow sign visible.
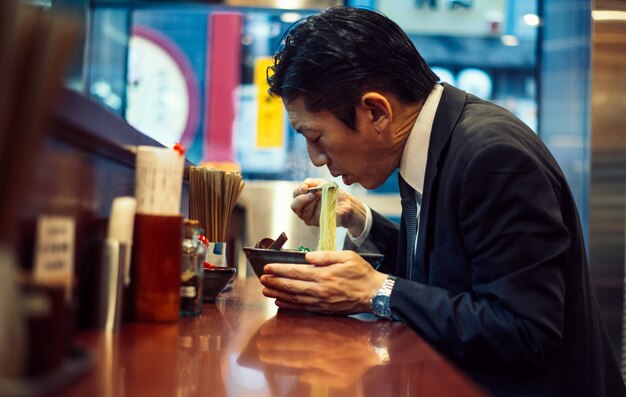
[254,57,284,148]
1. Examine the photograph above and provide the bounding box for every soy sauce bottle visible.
[180,220,204,317]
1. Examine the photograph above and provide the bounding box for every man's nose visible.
[307,144,329,167]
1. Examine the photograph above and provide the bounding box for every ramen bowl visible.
[243,247,385,279]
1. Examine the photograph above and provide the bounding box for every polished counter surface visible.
[60,278,488,397]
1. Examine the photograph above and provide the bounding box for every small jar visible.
[180,220,204,317]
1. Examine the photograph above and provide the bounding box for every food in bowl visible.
[243,247,384,279]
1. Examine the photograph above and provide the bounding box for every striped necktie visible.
[398,174,422,281]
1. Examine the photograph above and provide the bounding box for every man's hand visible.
[260,250,387,315]
[290,178,368,237]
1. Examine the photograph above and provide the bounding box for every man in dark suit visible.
[259,6,625,396]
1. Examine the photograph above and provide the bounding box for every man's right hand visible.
[290,178,367,237]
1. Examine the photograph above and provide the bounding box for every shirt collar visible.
[399,84,444,196]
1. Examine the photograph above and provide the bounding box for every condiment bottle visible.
[180,220,203,317]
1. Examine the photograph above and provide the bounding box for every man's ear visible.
[359,92,392,132]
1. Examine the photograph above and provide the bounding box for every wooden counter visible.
[59,278,488,397]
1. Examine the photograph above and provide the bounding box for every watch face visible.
[372,295,392,319]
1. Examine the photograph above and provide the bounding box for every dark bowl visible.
[243,247,385,279]
[203,267,237,302]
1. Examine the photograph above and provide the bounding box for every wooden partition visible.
[14,87,190,330]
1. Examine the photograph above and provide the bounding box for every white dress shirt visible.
[349,84,444,246]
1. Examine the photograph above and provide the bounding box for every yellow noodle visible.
[317,181,338,251]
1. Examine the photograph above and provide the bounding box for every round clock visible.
[126,25,200,147]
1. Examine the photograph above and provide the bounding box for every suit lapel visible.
[414,83,466,283]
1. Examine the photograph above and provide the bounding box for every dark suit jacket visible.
[354,84,624,396]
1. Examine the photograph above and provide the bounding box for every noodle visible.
[317,181,338,251]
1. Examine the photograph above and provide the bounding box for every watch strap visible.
[379,275,396,297]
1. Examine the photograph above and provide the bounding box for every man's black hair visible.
[267,6,439,129]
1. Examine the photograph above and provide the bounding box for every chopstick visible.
[307,183,340,193]
[188,166,245,242]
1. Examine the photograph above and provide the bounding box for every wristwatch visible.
[370,275,396,319]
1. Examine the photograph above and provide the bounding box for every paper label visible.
[33,216,75,296]
[180,286,197,298]
[135,146,185,215]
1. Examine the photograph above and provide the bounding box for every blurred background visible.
[12,0,626,377]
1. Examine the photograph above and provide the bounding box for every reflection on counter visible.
[62,279,487,397]
[237,312,485,396]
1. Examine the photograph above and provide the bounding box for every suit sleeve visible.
[391,142,569,367]
[343,209,399,275]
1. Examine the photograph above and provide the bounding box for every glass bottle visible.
[180,220,203,317]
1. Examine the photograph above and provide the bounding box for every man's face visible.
[284,97,394,189]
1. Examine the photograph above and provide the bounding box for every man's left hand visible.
[260,250,387,315]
